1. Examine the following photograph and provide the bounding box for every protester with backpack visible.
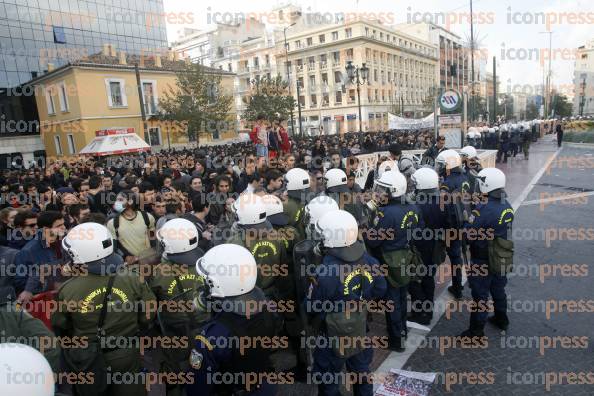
[106,190,156,264]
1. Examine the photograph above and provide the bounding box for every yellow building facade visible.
[32,49,237,158]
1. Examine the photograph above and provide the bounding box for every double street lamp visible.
[345,61,369,133]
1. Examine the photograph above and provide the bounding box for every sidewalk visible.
[381,139,594,395]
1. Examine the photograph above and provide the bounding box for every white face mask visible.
[113,201,126,213]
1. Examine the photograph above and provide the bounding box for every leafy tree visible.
[551,94,573,118]
[242,75,296,124]
[526,101,539,120]
[497,94,514,121]
[159,62,232,144]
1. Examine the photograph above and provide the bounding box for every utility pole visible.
[296,78,303,137]
[135,63,151,146]
[470,0,475,123]
[539,31,554,118]
[493,56,497,124]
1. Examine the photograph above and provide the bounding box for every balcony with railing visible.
[320,61,328,70]
[307,63,316,71]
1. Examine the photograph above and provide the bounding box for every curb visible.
[564,142,594,148]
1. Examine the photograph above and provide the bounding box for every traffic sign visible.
[439,90,462,113]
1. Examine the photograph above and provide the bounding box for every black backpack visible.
[113,211,155,248]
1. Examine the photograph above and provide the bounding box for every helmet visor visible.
[372,182,391,202]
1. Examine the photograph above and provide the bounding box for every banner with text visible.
[388,113,434,130]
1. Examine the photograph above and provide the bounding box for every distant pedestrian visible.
[555,123,563,148]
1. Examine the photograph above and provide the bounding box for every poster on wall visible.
[438,114,462,148]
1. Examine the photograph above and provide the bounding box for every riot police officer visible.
[498,126,511,163]
[228,193,287,301]
[461,168,514,339]
[460,146,484,195]
[53,222,157,396]
[152,218,208,395]
[262,194,308,379]
[294,196,340,303]
[522,123,531,159]
[0,343,55,396]
[308,210,387,396]
[364,171,423,351]
[295,196,340,302]
[293,195,340,372]
[408,168,447,326]
[188,244,282,395]
[283,168,311,241]
[435,150,469,299]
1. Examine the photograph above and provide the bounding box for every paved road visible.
[276,136,594,395]
[401,141,594,395]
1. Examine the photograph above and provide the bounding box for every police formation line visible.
[0,143,516,396]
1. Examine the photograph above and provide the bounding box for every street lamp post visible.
[283,23,297,136]
[345,61,369,134]
[296,77,303,137]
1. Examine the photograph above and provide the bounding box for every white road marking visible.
[521,191,594,206]
[511,147,562,211]
[374,138,564,383]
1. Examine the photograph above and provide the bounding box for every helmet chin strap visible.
[313,241,326,257]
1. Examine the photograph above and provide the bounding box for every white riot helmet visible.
[324,168,347,189]
[285,168,310,191]
[233,193,267,225]
[377,160,397,179]
[435,149,462,171]
[477,168,506,193]
[315,210,359,249]
[156,218,203,265]
[62,222,122,267]
[374,170,407,198]
[195,244,256,298]
[460,146,478,159]
[304,195,339,238]
[411,168,439,190]
[262,194,289,226]
[0,343,54,396]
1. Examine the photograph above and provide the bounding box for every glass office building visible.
[0,0,168,88]
[0,0,168,164]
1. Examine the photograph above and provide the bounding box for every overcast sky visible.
[163,0,593,98]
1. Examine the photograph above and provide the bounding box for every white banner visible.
[388,113,435,130]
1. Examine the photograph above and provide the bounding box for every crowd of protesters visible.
[0,113,564,306]
[0,113,562,396]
